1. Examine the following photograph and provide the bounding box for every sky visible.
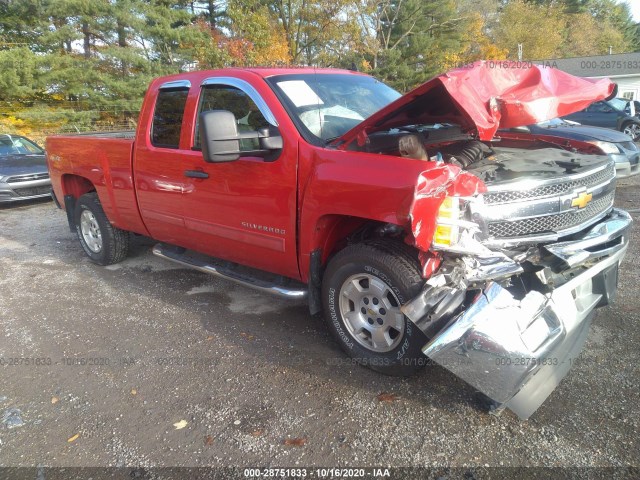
[620,0,640,21]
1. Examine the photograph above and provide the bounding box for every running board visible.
[152,243,308,299]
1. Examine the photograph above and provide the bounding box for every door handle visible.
[184,170,209,179]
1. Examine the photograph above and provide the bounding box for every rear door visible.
[134,80,190,244]
[178,77,300,279]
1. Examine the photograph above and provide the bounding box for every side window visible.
[151,88,189,148]
[588,102,609,113]
[194,85,271,151]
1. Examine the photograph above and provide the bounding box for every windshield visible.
[0,135,44,156]
[267,73,401,143]
[536,118,572,127]
[606,98,627,112]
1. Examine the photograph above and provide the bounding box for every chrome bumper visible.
[409,209,632,419]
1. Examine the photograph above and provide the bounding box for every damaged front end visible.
[403,161,632,419]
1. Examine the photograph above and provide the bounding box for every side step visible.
[152,243,308,300]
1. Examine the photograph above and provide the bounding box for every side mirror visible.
[199,110,283,163]
[199,110,241,163]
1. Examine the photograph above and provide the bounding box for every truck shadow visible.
[94,234,493,419]
[0,196,52,210]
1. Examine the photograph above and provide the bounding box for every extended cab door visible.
[179,77,300,279]
[134,80,190,244]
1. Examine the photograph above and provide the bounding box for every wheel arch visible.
[303,213,416,315]
[61,174,96,200]
[309,214,412,269]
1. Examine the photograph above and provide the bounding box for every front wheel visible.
[322,241,428,376]
[74,192,130,265]
[622,122,640,141]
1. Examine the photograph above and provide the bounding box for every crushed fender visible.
[409,165,486,255]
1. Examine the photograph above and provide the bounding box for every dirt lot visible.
[0,177,639,476]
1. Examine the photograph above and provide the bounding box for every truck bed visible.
[56,130,136,140]
[46,133,148,236]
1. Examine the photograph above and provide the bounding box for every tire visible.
[322,241,427,376]
[622,122,640,141]
[74,192,130,265]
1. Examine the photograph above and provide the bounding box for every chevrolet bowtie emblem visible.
[571,192,593,209]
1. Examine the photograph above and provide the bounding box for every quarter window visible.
[151,88,189,148]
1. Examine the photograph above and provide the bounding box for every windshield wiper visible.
[324,135,342,145]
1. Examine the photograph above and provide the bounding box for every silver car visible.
[0,134,52,203]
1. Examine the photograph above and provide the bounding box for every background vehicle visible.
[502,118,640,177]
[46,64,630,419]
[562,100,640,141]
[0,134,51,203]
[609,97,639,118]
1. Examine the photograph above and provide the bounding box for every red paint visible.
[497,131,605,155]
[409,166,487,252]
[335,61,615,146]
[45,64,613,285]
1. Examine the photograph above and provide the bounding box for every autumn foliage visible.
[0,0,637,139]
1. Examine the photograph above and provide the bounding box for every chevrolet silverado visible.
[46,63,632,419]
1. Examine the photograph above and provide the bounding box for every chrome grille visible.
[6,172,50,183]
[482,164,615,205]
[487,192,614,238]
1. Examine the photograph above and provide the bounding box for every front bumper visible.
[611,151,640,178]
[0,179,52,203]
[405,209,632,419]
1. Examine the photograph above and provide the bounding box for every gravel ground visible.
[0,177,639,475]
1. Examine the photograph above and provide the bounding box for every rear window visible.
[151,88,189,148]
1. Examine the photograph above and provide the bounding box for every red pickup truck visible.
[46,63,632,419]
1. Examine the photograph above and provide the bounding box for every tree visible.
[361,0,466,90]
[496,0,566,59]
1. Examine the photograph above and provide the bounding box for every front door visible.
[179,78,300,279]
[583,102,616,128]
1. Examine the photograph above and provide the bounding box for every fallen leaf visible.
[173,420,188,430]
[204,435,214,445]
[206,336,214,341]
[377,392,399,403]
[51,396,59,404]
[130,389,137,395]
[251,429,263,437]
[67,433,80,443]
[283,437,307,447]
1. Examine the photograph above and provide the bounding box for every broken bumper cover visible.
[413,209,632,419]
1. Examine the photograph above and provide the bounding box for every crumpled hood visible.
[336,61,616,146]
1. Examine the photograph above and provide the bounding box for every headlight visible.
[433,196,461,247]
[432,196,483,252]
[586,141,620,154]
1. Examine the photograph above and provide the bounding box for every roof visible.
[148,66,366,87]
[534,52,640,78]
[245,67,359,78]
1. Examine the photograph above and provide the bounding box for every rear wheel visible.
[622,122,640,141]
[322,241,428,376]
[74,192,130,265]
